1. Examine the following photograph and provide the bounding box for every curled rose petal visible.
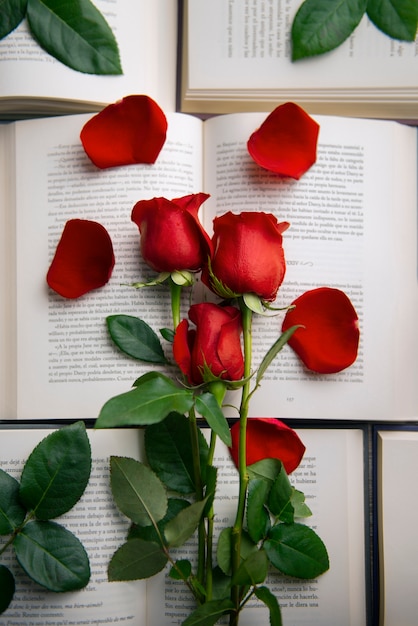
[282,287,360,373]
[247,102,319,179]
[229,418,305,474]
[80,95,167,169]
[47,219,115,298]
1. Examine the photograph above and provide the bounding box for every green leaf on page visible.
[26,0,122,74]
[291,0,367,60]
[367,0,418,41]
[0,0,27,40]
[107,315,168,364]
[14,520,90,591]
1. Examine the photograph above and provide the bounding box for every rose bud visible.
[173,303,244,385]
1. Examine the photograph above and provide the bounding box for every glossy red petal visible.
[247,102,319,179]
[47,219,115,299]
[173,319,194,381]
[229,418,305,474]
[282,287,360,373]
[80,95,167,169]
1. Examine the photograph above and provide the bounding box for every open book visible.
[179,0,418,119]
[0,0,177,117]
[0,110,417,422]
[376,428,418,626]
[0,425,366,625]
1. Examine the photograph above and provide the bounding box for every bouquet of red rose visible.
[46,97,359,625]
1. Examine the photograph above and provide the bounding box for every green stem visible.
[205,382,227,601]
[170,278,182,329]
[188,405,206,588]
[230,299,253,626]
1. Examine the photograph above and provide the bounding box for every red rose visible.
[46,219,115,298]
[230,418,305,474]
[131,194,212,273]
[80,95,167,169]
[282,287,360,373]
[247,102,319,179]
[204,211,289,301]
[173,303,244,385]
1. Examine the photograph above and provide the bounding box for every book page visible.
[0,426,145,624]
[0,0,177,113]
[377,429,418,626]
[202,113,418,420]
[187,0,418,92]
[0,124,17,420]
[13,111,203,420]
[146,428,366,625]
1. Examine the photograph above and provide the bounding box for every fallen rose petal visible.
[247,102,319,179]
[229,418,305,474]
[80,95,167,169]
[282,287,360,373]
[47,219,115,298]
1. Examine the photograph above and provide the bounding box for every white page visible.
[0,0,177,112]
[0,427,146,624]
[203,113,418,420]
[13,111,203,420]
[146,428,366,625]
[377,430,418,626]
[187,0,418,92]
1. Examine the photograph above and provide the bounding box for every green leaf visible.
[268,466,294,523]
[128,497,189,545]
[0,0,27,39]
[247,458,282,483]
[254,586,282,626]
[291,0,367,60]
[19,421,91,520]
[110,456,167,526]
[211,566,232,600]
[291,489,312,518]
[108,538,167,581]
[264,523,329,579]
[14,520,90,591]
[95,373,195,428]
[145,412,209,494]
[160,327,175,342]
[367,0,418,40]
[106,315,168,364]
[26,0,122,74]
[182,599,235,626]
[216,527,257,576]
[246,479,271,543]
[169,559,192,580]
[0,469,26,534]
[231,549,268,586]
[256,326,301,385]
[0,564,15,615]
[195,392,232,446]
[164,498,208,548]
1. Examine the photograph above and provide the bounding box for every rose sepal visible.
[256,325,302,385]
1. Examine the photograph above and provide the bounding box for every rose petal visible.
[282,287,360,373]
[80,95,167,169]
[173,319,194,381]
[47,219,115,298]
[229,418,305,474]
[247,102,319,179]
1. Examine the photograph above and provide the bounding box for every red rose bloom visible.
[173,303,244,385]
[247,102,319,179]
[46,219,115,298]
[205,211,289,301]
[80,95,167,169]
[131,194,212,273]
[230,418,305,474]
[282,287,360,373]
